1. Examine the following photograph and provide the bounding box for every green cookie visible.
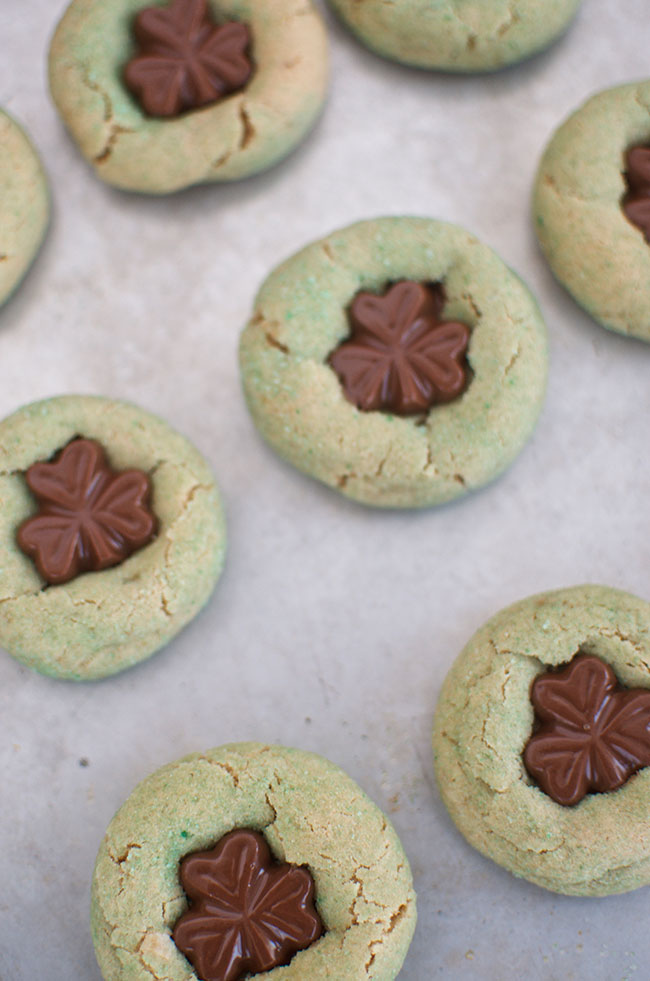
[91,742,417,980]
[0,110,49,307]
[48,0,329,193]
[534,80,650,343]
[239,216,548,509]
[0,395,226,680]
[327,0,583,72]
[433,584,650,896]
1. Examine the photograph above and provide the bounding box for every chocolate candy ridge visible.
[173,829,323,981]
[124,0,252,118]
[17,438,157,585]
[328,280,470,415]
[523,654,650,807]
[622,144,650,241]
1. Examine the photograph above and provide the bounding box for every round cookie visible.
[239,216,548,509]
[0,110,49,307]
[48,0,329,194]
[432,584,650,896]
[534,80,650,343]
[327,0,582,72]
[0,395,226,680]
[91,742,417,980]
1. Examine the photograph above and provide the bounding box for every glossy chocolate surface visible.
[124,0,252,117]
[17,438,157,586]
[173,829,323,981]
[523,654,650,806]
[328,280,470,415]
[622,144,650,240]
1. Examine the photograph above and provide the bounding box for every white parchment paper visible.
[1,1,649,978]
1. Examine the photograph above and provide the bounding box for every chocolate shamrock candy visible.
[173,829,323,981]
[124,0,253,117]
[622,145,650,242]
[17,438,157,586]
[524,655,650,806]
[329,280,470,415]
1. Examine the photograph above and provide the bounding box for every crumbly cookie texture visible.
[48,0,329,193]
[327,0,582,72]
[432,584,650,896]
[0,110,49,307]
[91,742,416,980]
[534,80,650,343]
[0,395,226,680]
[239,216,548,509]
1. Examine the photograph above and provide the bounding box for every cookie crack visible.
[195,757,241,789]
[238,104,255,150]
[136,934,175,981]
[599,627,647,659]
[79,63,113,123]
[503,345,521,378]
[364,900,410,975]
[461,292,482,321]
[111,842,142,866]
[94,124,136,164]
[496,6,521,37]
[265,332,290,355]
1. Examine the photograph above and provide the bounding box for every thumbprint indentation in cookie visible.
[16,437,158,585]
[328,280,471,415]
[523,654,650,807]
[622,144,650,241]
[173,829,324,981]
[124,0,253,118]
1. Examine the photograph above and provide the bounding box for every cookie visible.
[534,80,650,343]
[0,395,226,680]
[91,742,417,980]
[239,216,548,509]
[432,584,650,896]
[327,0,582,72]
[0,109,49,307]
[48,0,329,193]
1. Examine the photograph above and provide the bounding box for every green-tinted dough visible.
[91,742,417,980]
[48,0,329,193]
[0,395,226,680]
[327,0,582,72]
[0,110,49,307]
[239,216,548,509]
[534,81,650,343]
[432,584,650,896]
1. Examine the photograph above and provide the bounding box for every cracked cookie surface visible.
[239,216,548,509]
[0,395,226,679]
[91,742,416,979]
[432,584,650,895]
[534,80,650,342]
[0,110,49,307]
[327,0,583,72]
[48,0,329,193]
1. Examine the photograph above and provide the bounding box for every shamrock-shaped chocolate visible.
[523,655,650,806]
[124,0,252,118]
[173,829,323,981]
[622,145,650,241]
[328,280,470,415]
[17,438,157,585]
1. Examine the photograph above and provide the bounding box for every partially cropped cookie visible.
[534,80,650,343]
[0,110,49,307]
[0,395,226,680]
[432,584,650,896]
[91,742,416,980]
[327,0,582,72]
[49,0,329,193]
[239,217,548,509]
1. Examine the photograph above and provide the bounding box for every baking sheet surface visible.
[1,1,650,978]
